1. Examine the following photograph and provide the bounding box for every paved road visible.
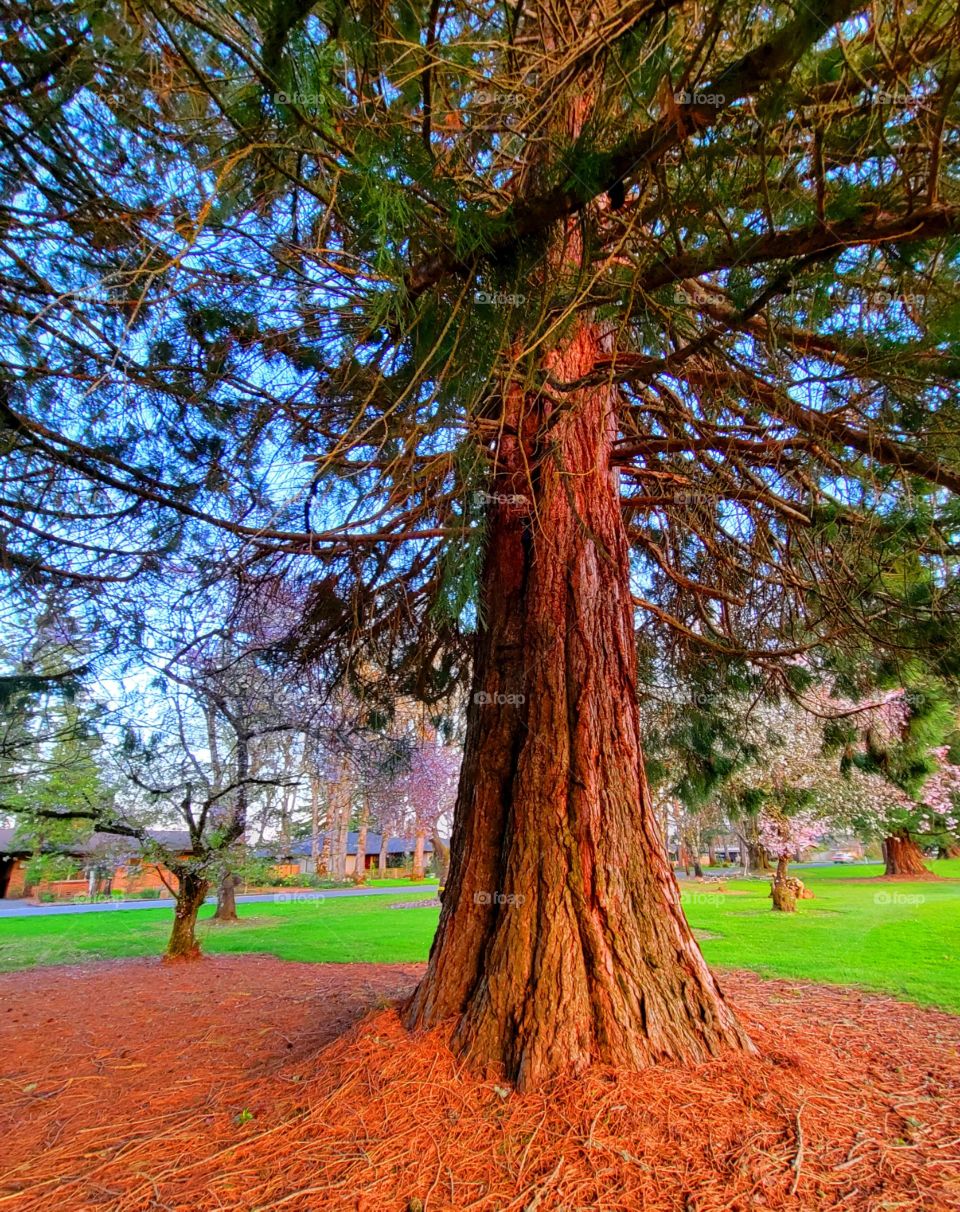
[0,862,872,919]
[0,884,437,919]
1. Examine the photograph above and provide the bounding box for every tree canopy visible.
[0,0,958,688]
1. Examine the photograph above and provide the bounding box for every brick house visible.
[0,828,30,898]
[0,827,193,900]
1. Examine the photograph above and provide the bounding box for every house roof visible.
[1,824,438,863]
[0,827,193,860]
[0,827,30,856]
[138,829,193,853]
[286,832,435,859]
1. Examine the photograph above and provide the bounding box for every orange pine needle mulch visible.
[2,956,959,1210]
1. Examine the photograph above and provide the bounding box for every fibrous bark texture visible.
[883,831,931,877]
[405,318,753,1089]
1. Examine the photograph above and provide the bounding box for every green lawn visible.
[686,860,960,1012]
[2,863,959,1015]
[0,887,441,972]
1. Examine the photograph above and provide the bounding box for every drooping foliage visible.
[0,0,959,697]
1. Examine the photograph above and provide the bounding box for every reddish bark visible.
[882,831,931,877]
[404,318,752,1089]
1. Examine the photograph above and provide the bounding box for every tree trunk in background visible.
[939,842,960,859]
[328,810,340,880]
[770,855,797,913]
[325,775,351,881]
[883,831,931,876]
[404,317,752,1090]
[319,830,331,877]
[310,775,321,874]
[165,871,209,960]
[747,841,771,872]
[378,832,389,877]
[212,870,240,922]
[432,831,450,894]
[688,820,704,878]
[413,829,426,880]
[278,803,292,864]
[355,816,369,884]
[335,807,349,881]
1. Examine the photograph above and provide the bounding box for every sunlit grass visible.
[2,862,959,1014]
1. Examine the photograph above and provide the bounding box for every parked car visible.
[832,851,857,864]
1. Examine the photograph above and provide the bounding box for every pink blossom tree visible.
[395,740,459,879]
[757,810,825,911]
[829,688,959,875]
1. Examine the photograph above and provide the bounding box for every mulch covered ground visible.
[2,957,959,1211]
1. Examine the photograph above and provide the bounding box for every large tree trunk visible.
[882,830,931,877]
[212,870,240,922]
[404,318,752,1090]
[165,871,209,961]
